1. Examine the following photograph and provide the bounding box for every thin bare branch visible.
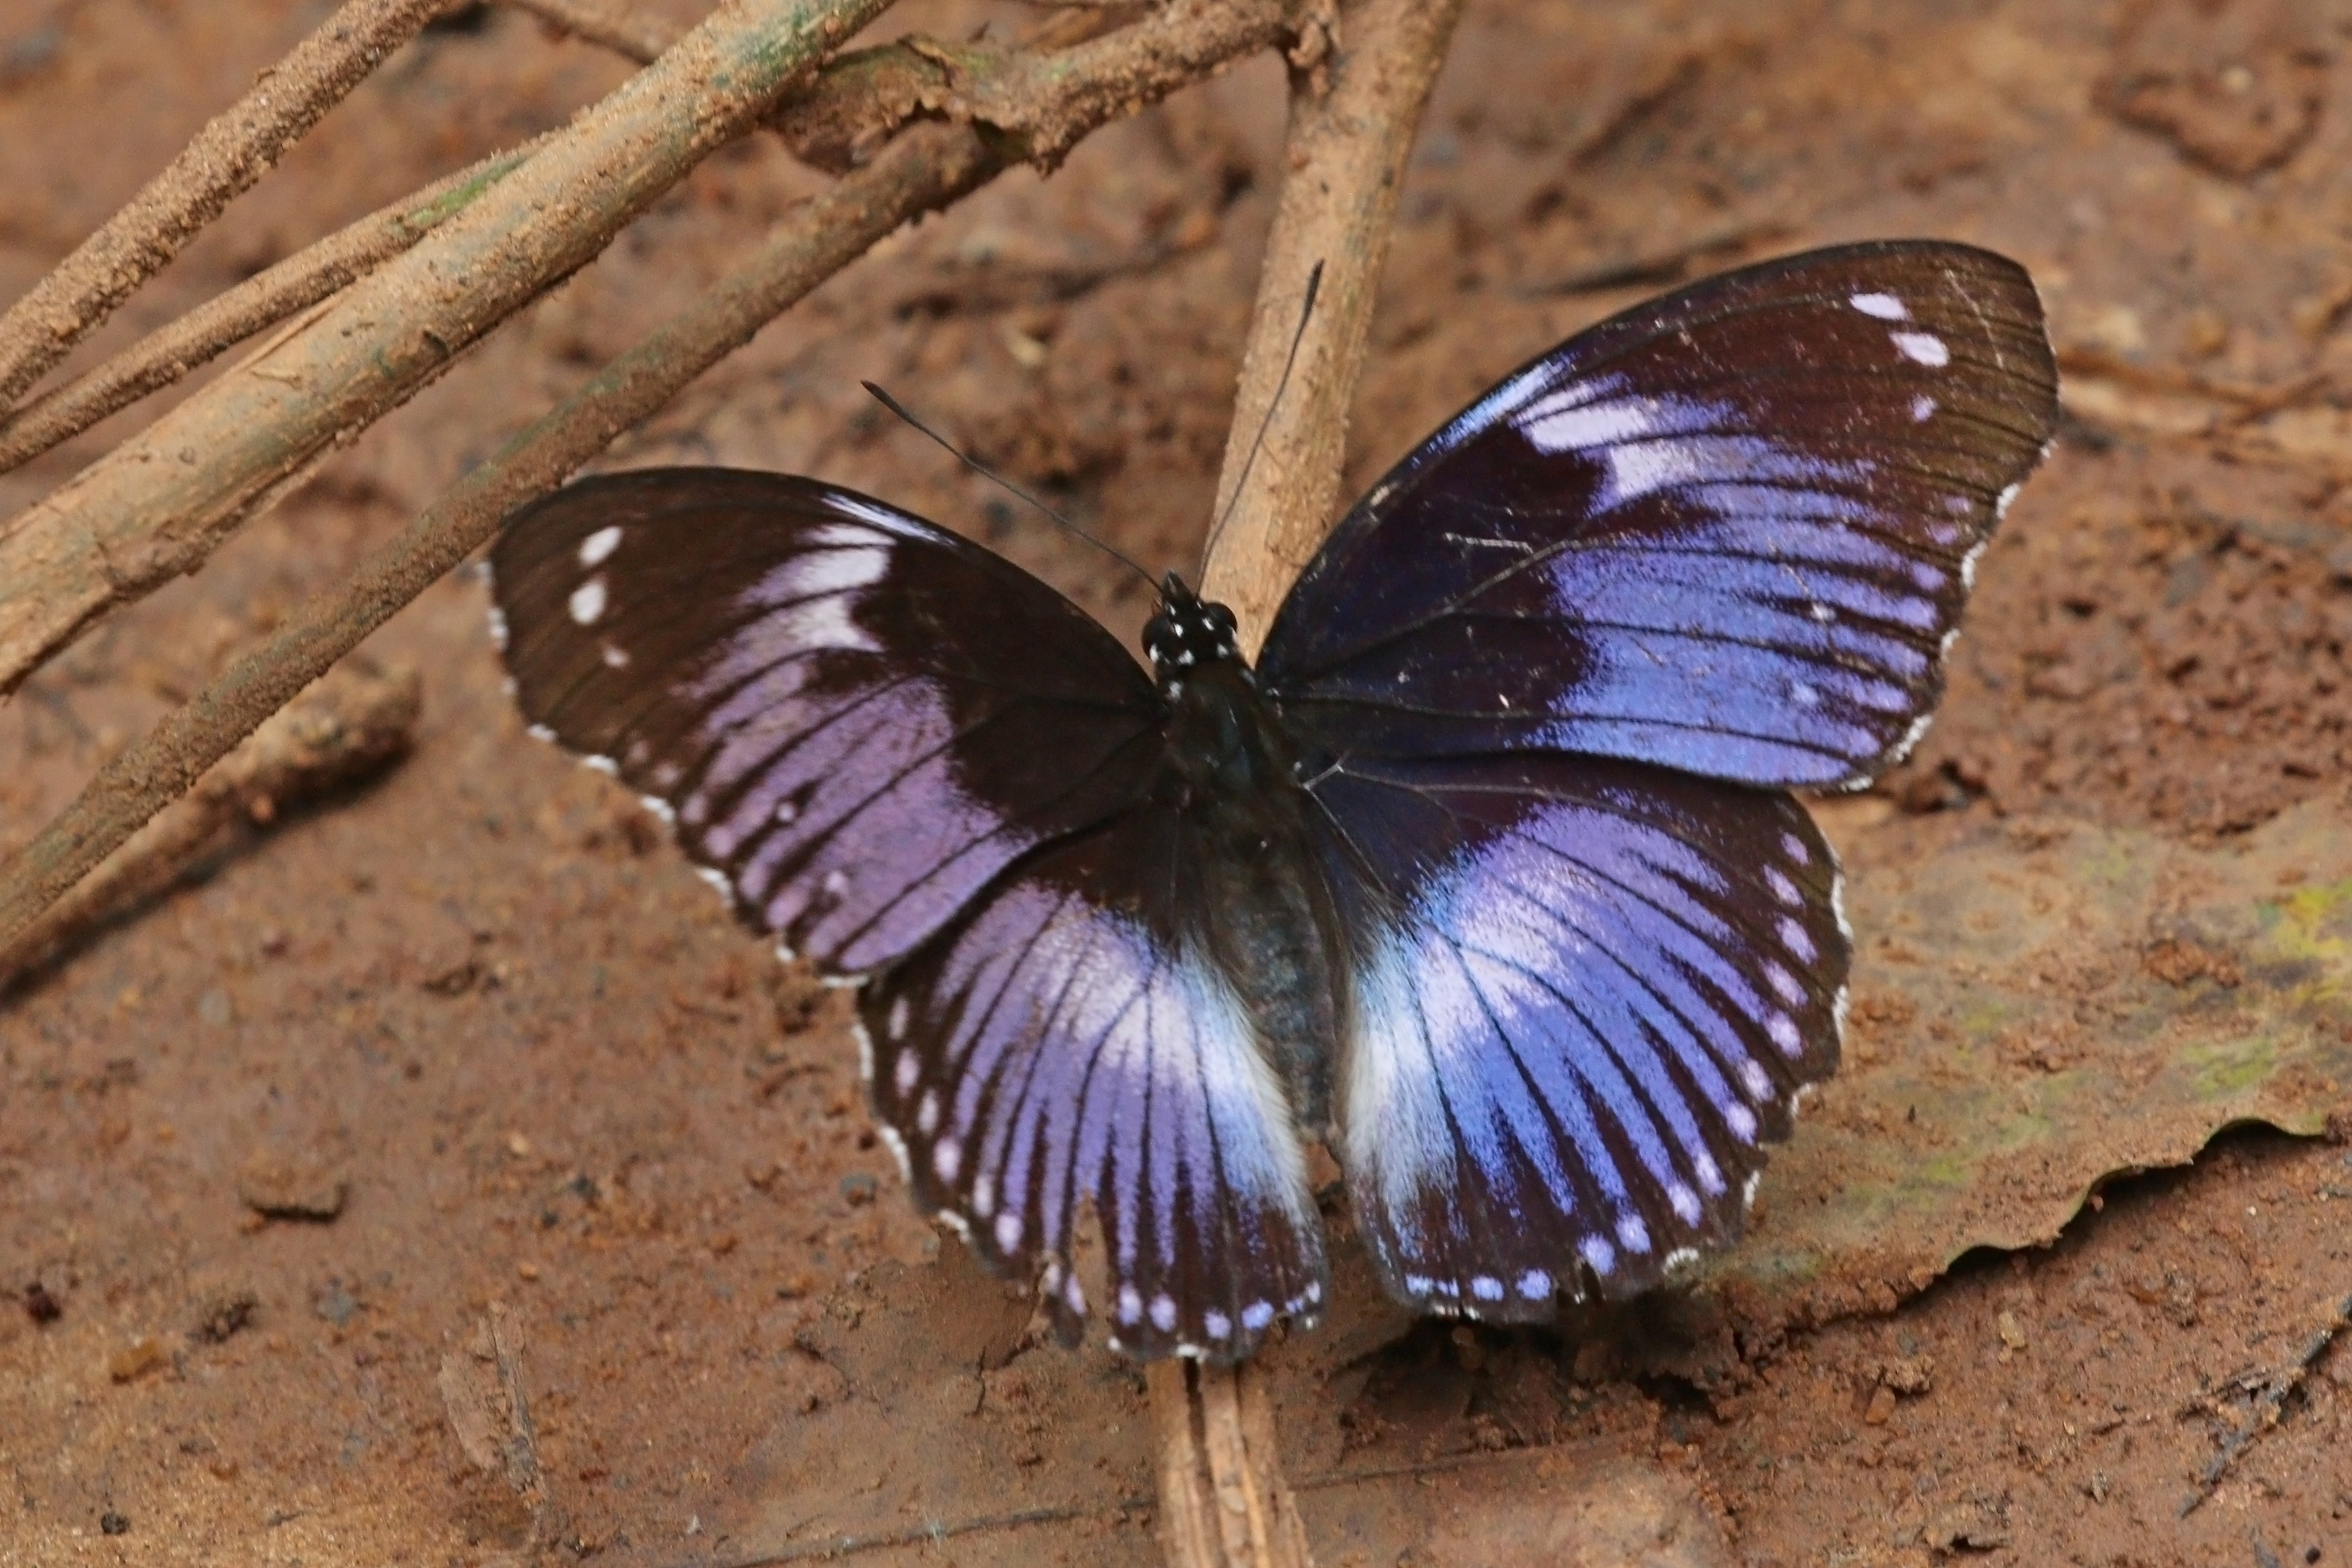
[0,0,455,411]
[0,140,548,477]
[0,661,419,994]
[0,0,897,701]
[0,0,1303,973]
[1154,3,1464,1565]
[0,30,1028,479]
[1198,0,1468,655]
[504,0,674,63]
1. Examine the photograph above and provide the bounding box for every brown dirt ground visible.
[5,1,2352,1564]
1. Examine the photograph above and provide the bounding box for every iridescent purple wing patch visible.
[1259,240,2059,789]
[1303,753,1846,1315]
[492,470,1162,974]
[860,808,1327,1361]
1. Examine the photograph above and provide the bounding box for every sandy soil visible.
[4,1,2351,1564]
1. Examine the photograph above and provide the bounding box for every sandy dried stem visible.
[0,0,898,703]
[0,0,455,410]
[1199,0,1468,655]
[504,0,676,62]
[1154,2,1465,1564]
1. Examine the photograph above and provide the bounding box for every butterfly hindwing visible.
[491,469,1163,974]
[1260,240,2059,790]
[1303,753,1846,1315]
[858,806,1327,1361]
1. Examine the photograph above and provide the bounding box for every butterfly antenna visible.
[860,381,1157,590]
[1202,259,1324,568]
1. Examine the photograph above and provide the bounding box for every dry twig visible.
[0,0,895,702]
[2180,1288,2352,1516]
[0,661,419,994]
[504,0,676,63]
[0,0,454,410]
[0,0,1305,970]
[0,139,549,478]
[1198,0,1467,653]
[0,27,1076,480]
[1153,2,1465,1564]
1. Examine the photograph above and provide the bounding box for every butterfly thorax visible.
[1147,577,1345,1137]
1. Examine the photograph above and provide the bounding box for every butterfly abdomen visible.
[1160,659,1347,1137]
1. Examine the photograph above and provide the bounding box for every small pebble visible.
[517,1261,542,1282]
[1997,1310,2028,1350]
[1863,1384,1899,1426]
[840,1172,877,1205]
[237,1152,348,1222]
[108,1337,169,1383]
[22,1282,61,1325]
[99,1511,129,1537]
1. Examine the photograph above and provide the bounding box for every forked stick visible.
[1152,1,1466,1564]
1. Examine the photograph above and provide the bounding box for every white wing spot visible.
[1767,1011,1804,1056]
[917,1090,939,1135]
[1062,1274,1086,1316]
[1765,866,1801,907]
[1777,916,1816,964]
[774,799,798,826]
[1995,482,2023,519]
[1118,1284,1144,1324]
[887,996,909,1041]
[1615,1215,1652,1254]
[1780,832,1811,866]
[994,1212,1022,1256]
[1471,1275,1505,1303]
[1742,1171,1763,1211]
[1850,291,1908,321]
[1149,1294,1179,1333]
[1518,1269,1553,1300]
[1580,1237,1616,1277]
[932,1137,960,1183]
[1739,1061,1773,1101]
[972,1174,994,1218]
[1892,331,1950,368]
[892,1048,919,1097]
[568,576,608,625]
[1727,1103,1759,1142]
[694,866,732,902]
[1668,1183,1702,1226]
[600,642,630,668]
[578,525,623,568]
[1910,393,1937,423]
[486,606,509,652]
[1241,1300,1275,1331]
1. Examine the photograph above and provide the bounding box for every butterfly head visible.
[1143,573,1243,688]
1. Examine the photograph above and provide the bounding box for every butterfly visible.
[490,240,2058,1362]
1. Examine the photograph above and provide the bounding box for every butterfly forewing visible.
[1259,240,2059,790]
[492,470,1162,973]
[1301,753,1846,1315]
